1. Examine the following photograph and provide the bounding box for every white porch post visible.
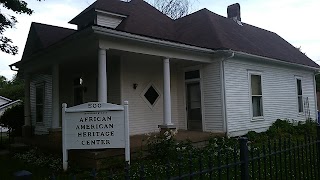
[24,74,31,126]
[22,73,32,137]
[52,64,60,128]
[98,48,107,102]
[163,58,173,126]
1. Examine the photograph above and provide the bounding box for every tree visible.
[0,0,41,55]
[147,0,196,19]
[0,75,8,88]
[0,74,24,100]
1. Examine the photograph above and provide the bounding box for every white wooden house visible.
[11,0,319,137]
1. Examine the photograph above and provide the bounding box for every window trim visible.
[140,83,161,110]
[295,76,303,114]
[248,71,264,121]
[35,82,45,123]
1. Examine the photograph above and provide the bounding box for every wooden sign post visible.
[62,101,130,171]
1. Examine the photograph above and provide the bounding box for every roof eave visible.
[226,50,320,71]
[10,26,93,70]
[92,25,215,54]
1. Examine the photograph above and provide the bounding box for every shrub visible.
[0,104,24,136]
[143,130,193,162]
[13,148,62,172]
[266,119,295,138]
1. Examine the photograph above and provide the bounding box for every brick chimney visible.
[227,3,241,21]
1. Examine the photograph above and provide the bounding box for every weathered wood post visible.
[239,137,249,180]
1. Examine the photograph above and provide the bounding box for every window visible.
[141,84,160,108]
[296,78,303,113]
[185,70,200,80]
[250,73,263,118]
[36,83,45,123]
[74,77,84,105]
[144,86,159,106]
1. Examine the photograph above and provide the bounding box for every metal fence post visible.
[239,137,249,180]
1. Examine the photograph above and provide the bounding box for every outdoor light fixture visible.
[133,83,138,89]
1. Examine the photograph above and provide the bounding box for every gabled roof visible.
[19,0,319,69]
[174,9,319,68]
[0,96,11,102]
[21,23,75,60]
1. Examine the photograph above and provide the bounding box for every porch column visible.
[163,58,173,126]
[52,64,60,129]
[98,48,107,102]
[22,73,32,137]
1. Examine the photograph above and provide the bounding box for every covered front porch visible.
[20,31,220,137]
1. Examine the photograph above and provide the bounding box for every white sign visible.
[62,101,130,171]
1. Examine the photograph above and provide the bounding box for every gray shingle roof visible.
[21,0,319,68]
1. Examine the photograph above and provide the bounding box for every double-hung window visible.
[36,83,45,123]
[249,72,263,119]
[296,77,303,113]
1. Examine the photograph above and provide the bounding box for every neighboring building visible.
[0,96,21,132]
[0,96,21,116]
[10,0,319,137]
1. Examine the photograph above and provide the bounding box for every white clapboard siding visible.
[120,54,183,135]
[30,74,53,135]
[202,60,224,132]
[97,14,123,29]
[224,58,317,136]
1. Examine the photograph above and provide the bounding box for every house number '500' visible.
[88,103,102,108]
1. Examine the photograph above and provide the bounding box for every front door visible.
[186,82,202,131]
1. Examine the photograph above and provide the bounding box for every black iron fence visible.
[48,126,320,180]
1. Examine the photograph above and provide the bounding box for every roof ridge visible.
[201,9,224,48]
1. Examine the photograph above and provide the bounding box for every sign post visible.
[62,101,130,171]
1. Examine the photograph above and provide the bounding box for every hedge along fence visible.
[47,123,320,180]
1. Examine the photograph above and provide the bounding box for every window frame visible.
[35,83,45,123]
[248,71,264,121]
[295,76,303,114]
[141,83,161,109]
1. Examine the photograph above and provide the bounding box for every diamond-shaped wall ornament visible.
[141,83,161,108]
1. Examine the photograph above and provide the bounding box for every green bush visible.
[143,130,193,162]
[0,104,24,136]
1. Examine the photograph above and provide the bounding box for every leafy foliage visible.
[0,0,42,55]
[0,74,24,100]
[14,147,62,172]
[0,104,24,136]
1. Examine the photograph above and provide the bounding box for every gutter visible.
[0,100,21,110]
[232,50,320,71]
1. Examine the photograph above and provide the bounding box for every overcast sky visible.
[0,0,319,80]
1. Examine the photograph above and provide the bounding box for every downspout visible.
[220,51,235,136]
